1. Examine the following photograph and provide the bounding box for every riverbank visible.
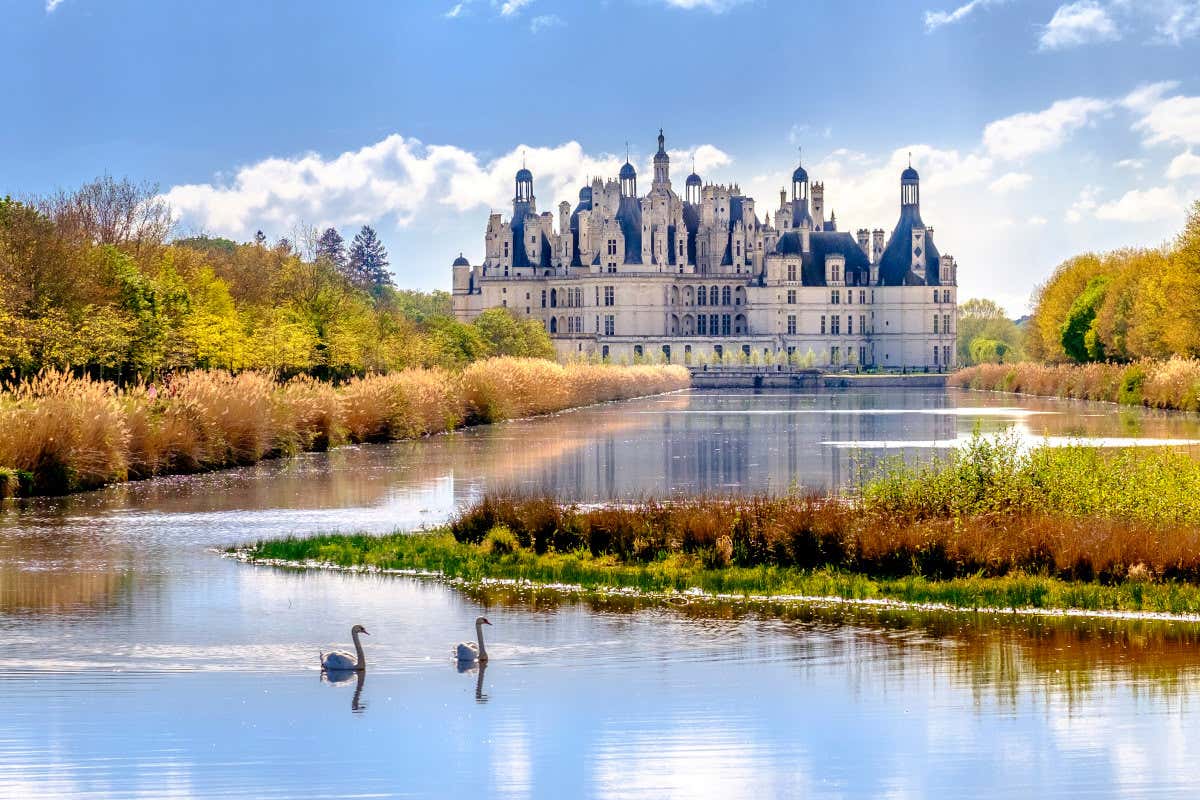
[237,438,1200,616]
[0,359,689,496]
[952,358,1200,412]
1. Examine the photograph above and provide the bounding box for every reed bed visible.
[0,359,689,495]
[952,358,1200,411]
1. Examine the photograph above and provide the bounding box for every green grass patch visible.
[240,530,1200,616]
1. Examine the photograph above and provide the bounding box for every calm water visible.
[4,387,1200,799]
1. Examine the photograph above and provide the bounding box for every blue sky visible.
[5,0,1200,313]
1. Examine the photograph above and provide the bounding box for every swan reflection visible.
[322,668,367,713]
[456,660,489,703]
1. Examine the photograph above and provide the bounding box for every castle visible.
[451,131,957,370]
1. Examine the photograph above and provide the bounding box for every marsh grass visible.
[243,438,1200,614]
[244,530,1200,615]
[0,360,689,495]
[953,358,1200,412]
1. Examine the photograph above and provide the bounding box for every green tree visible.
[347,226,392,291]
[1060,276,1110,363]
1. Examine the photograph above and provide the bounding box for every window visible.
[601,345,610,360]
[697,315,707,335]
[595,315,599,333]
[934,346,940,365]
[662,345,671,363]
[943,314,951,334]
[944,345,952,365]
[721,287,730,306]
[820,314,826,335]
[787,314,797,335]
[634,345,644,359]
[787,289,796,305]
[847,315,853,335]
[721,314,731,336]
[943,289,951,303]
[933,290,939,303]
[787,263,797,282]
[832,263,842,283]
[604,286,615,306]
[847,290,853,305]
[575,288,583,307]
[503,242,510,257]
[860,290,867,305]
[710,314,719,335]
[831,346,840,365]
[859,346,867,365]
[698,286,707,306]
[742,345,752,358]
[859,314,866,335]
[608,239,618,256]
[711,286,720,306]
[831,290,841,305]
[502,299,507,307]
[604,315,615,336]
[595,286,599,305]
[541,290,547,308]
[831,315,841,335]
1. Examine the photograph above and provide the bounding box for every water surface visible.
[3,387,1200,799]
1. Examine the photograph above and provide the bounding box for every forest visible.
[0,176,553,382]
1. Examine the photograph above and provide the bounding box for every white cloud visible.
[1094,185,1188,222]
[1121,80,1179,112]
[444,3,466,18]
[989,172,1033,192]
[1144,0,1200,44]
[1066,185,1102,222]
[656,0,749,10]
[1129,89,1200,146]
[983,97,1111,160]
[498,0,532,16]
[1166,149,1200,179]
[162,134,731,240]
[45,0,65,10]
[1114,158,1146,169]
[1029,215,1049,225]
[923,0,1003,32]
[1039,1,1120,50]
[529,13,563,32]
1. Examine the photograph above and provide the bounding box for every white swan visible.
[320,624,369,671]
[454,616,492,663]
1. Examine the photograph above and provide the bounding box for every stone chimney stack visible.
[871,229,885,264]
[857,228,870,255]
[811,181,824,229]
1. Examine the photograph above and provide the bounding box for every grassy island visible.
[240,436,1200,617]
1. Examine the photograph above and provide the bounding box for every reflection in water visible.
[322,668,368,713]
[5,388,1200,797]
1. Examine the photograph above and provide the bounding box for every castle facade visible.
[451,131,957,370]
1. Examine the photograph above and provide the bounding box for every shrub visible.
[481,525,520,556]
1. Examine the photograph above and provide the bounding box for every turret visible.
[619,161,637,198]
[652,129,670,189]
[901,159,920,209]
[811,181,824,228]
[856,228,870,255]
[513,164,536,218]
[558,201,571,235]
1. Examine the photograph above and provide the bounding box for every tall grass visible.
[952,357,1200,411]
[0,359,689,495]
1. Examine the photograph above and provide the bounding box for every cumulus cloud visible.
[162,134,731,240]
[1128,85,1200,146]
[989,172,1033,192]
[1094,185,1188,222]
[983,97,1111,160]
[1039,1,1120,50]
[1166,149,1200,179]
[498,0,532,16]
[1066,185,1102,222]
[923,0,1004,32]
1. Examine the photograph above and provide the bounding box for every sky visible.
[5,0,1200,314]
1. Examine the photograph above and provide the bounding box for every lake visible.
[3,387,1200,799]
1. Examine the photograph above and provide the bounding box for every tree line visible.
[0,176,553,382]
[1026,200,1200,363]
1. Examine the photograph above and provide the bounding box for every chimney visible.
[857,228,870,255]
[811,181,824,229]
[871,229,885,264]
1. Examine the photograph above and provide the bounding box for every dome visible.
[619,161,637,180]
[792,164,809,183]
[579,185,593,200]
[452,254,470,267]
[686,172,702,187]
[516,167,533,182]
[901,165,919,182]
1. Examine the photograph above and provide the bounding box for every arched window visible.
[549,317,558,334]
[550,289,557,308]
[601,345,610,361]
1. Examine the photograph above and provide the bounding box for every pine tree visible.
[316,227,347,270]
[347,225,393,290]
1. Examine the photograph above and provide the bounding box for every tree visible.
[347,225,393,291]
[40,175,172,260]
[315,227,347,270]
[1060,276,1110,363]
[956,298,1026,365]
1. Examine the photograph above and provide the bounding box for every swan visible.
[320,624,369,672]
[454,616,492,663]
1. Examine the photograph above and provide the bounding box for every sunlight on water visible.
[4,387,1200,798]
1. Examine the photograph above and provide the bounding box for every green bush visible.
[1118,365,1146,406]
[482,524,520,556]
